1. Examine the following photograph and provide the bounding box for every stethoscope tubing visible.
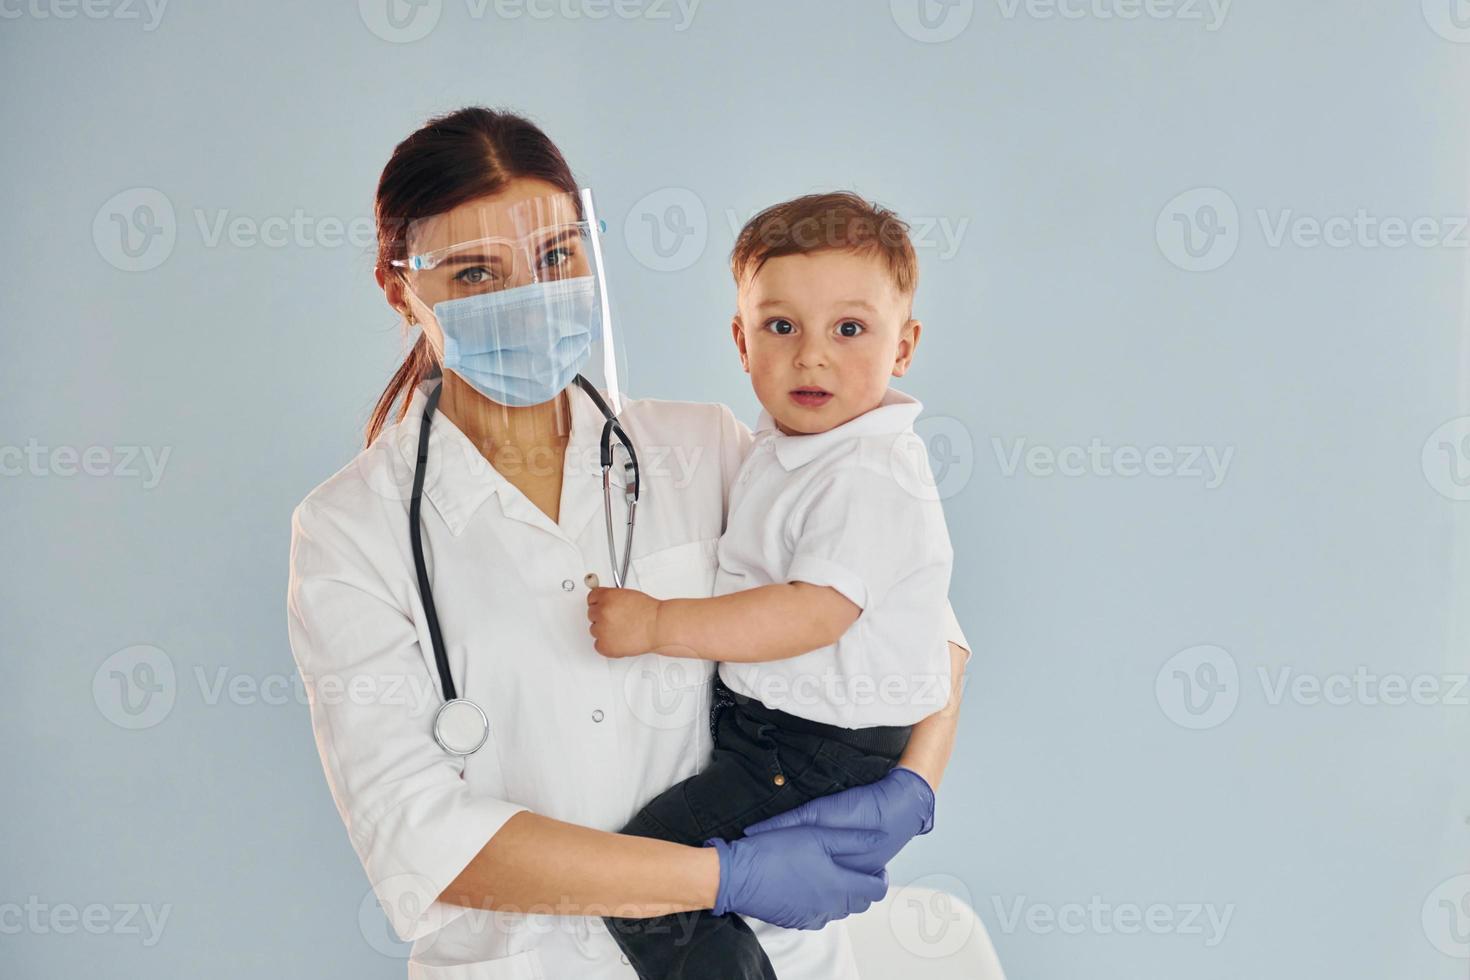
[411,376,639,751]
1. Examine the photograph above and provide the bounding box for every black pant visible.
[604,676,912,980]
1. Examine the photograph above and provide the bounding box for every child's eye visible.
[836,320,865,338]
[765,318,796,335]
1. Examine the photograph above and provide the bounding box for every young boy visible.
[588,192,955,979]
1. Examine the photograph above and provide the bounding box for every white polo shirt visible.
[715,388,955,729]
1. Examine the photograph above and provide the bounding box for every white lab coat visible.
[286,380,969,979]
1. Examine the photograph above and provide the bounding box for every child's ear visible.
[892,318,922,377]
[730,315,751,373]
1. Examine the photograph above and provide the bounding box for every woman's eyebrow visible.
[532,227,582,249]
[442,252,508,267]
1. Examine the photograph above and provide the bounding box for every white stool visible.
[846,885,1006,979]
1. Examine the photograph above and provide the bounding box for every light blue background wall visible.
[2,1,1468,977]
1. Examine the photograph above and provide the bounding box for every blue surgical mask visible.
[433,276,598,407]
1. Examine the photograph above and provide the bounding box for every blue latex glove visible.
[705,824,890,930]
[740,767,936,875]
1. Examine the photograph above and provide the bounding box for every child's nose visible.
[794,336,829,368]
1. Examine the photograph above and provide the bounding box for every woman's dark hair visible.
[366,107,578,445]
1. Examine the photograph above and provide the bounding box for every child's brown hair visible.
[730,191,918,299]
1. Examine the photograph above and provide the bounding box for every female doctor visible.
[286,106,970,980]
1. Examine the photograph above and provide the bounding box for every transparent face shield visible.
[392,187,624,423]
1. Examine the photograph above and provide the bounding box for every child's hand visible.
[586,587,661,658]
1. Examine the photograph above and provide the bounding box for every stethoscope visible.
[411,375,640,755]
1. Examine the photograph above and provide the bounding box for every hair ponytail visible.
[366,334,436,446]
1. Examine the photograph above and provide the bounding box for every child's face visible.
[731,250,920,435]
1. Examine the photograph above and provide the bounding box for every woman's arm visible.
[895,640,968,791]
[440,811,718,917]
[290,493,887,937]
[441,811,889,931]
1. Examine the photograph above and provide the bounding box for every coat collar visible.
[392,379,609,538]
[756,387,924,470]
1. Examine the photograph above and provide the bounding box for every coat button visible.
[562,579,575,591]
[591,709,605,723]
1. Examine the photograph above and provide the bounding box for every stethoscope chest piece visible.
[433,698,490,756]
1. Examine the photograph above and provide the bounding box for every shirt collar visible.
[756,387,925,470]
[392,381,498,535]
[391,379,607,536]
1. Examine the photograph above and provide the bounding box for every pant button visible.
[772,774,786,786]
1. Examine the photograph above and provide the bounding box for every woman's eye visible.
[765,319,795,335]
[454,266,497,286]
[540,246,572,269]
[837,320,865,338]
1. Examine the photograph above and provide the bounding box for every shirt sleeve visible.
[784,462,954,614]
[943,599,973,665]
[716,403,755,533]
[286,498,529,942]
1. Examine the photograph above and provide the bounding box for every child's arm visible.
[586,582,858,662]
[895,640,967,790]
